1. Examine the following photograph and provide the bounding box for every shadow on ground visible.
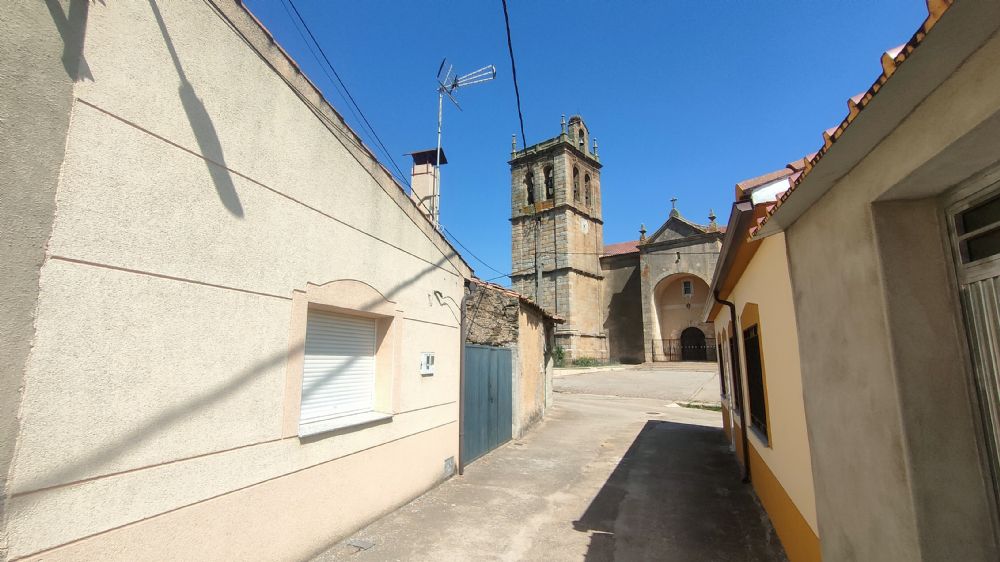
[573,420,787,562]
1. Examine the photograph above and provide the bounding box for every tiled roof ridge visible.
[602,239,641,257]
[749,0,955,239]
[735,167,794,192]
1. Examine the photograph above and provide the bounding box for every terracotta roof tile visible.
[751,0,955,239]
[735,168,793,193]
[602,240,641,257]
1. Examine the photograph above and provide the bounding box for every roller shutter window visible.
[300,310,377,425]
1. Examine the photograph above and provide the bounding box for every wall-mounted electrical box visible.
[419,352,435,376]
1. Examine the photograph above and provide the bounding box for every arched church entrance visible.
[651,273,715,361]
[680,327,708,361]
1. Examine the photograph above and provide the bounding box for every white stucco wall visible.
[5,1,470,559]
[783,15,1000,561]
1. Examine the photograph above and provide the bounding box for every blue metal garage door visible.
[462,345,513,467]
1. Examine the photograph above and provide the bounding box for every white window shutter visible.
[300,311,377,425]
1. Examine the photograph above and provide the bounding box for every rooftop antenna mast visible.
[432,59,496,228]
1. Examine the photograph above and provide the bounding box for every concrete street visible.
[554,362,723,404]
[313,366,786,561]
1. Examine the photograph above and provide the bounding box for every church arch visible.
[650,273,713,361]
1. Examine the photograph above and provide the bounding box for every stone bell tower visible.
[509,115,607,360]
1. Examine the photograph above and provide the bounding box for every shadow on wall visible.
[44,0,94,81]
[604,267,644,364]
[148,0,244,218]
[16,251,461,494]
[572,420,786,561]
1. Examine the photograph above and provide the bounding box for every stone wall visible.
[465,283,519,347]
[464,282,554,438]
[601,254,644,363]
[640,237,721,361]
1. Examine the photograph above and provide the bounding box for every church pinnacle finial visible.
[561,114,567,135]
[639,223,647,242]
[511,134,517,157]
[670,197,679,218]
[708,209,719,232]
[593,138,598,157]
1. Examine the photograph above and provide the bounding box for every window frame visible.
[739,302,771,446]
[682,279,693,296]
[573,166,580,201]
[525,169,536,205]
[282,280,402,438]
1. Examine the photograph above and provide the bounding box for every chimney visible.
[407,148,447,224]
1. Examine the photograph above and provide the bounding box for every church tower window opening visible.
[544,166,555,200]
[525,169,536,205]
[573,167,581,201]
[585,174,592,207]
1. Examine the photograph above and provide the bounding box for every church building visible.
[510,116,723,363]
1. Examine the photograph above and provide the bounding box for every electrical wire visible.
[500,0,527,150]
[284,0,412,188]
[276,0,517,280]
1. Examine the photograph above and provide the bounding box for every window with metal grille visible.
[682,280,693,296]
[955,192,1000,264]
[717,342,727,397]
[729,335,742,413]
[742,323,768,442]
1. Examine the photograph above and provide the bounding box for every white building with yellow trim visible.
[706,168,820,562]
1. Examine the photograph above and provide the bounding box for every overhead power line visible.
[284,0,411,187]
[500,0,527,150]
[276,0,511,280]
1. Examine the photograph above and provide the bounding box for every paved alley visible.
[313,367,786,562]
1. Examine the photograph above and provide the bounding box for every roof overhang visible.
[753,0,1000,240]
[704,201,757,322]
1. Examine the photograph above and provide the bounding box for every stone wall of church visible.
[640,237,722,361]
[601,254,644,363]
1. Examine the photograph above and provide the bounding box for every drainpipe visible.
[714,289,751,484]
[458,282,471,475]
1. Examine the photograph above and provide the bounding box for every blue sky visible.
[245,0,928,283]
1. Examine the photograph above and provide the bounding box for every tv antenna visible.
[430,59,496,228]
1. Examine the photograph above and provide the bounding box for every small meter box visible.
[419,352,435,376]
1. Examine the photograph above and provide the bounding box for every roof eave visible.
[752,0,1000,242]
[704,201,755,322]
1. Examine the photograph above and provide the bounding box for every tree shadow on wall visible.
[148,0,244,218]
[18,252,461,493]
[44,0,94,81]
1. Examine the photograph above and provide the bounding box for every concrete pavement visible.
[312,367,785,561]
[555,364,723,405]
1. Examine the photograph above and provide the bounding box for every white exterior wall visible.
[4,2,469,560]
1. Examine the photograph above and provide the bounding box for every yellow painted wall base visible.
[749,445,821,562]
